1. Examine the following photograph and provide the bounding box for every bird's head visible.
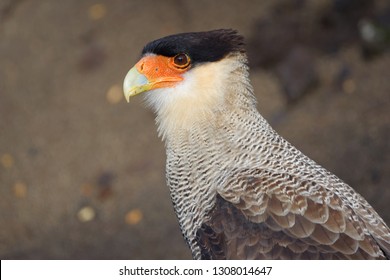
[123,29,253,138]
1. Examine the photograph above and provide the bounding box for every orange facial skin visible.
[135,54,191,90]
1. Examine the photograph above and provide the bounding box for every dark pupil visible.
[174,54,187,66]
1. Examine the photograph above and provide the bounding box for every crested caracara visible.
[123,29,390,260]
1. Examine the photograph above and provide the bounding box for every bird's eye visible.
[173,53,190,69]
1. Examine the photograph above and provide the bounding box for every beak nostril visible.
[140,63,144,71]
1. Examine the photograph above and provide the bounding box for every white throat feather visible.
[144,54,253,140]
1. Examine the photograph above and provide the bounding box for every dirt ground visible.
[0,0,389,259]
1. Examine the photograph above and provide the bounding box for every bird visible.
[123,29,390,260]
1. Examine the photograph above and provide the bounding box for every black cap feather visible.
[142,29,245,64]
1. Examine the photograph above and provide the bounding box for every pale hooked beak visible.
[123,66,152,102]
[123,54,187,103]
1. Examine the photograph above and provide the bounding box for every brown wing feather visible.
[195,223,226,259]
[197,168,390,259]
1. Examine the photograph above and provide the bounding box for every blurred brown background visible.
[0,0,389,259]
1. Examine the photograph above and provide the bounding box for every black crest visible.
[142,29,245,64]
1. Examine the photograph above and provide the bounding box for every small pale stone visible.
[13,182,27,198]
[125,209,143,225]
[106,85,123,104]
[88,3,107,21]
[1,154,14,169]
[77,206,95,222]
